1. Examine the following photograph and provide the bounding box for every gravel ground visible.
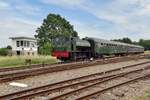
[122,79,150,100]
[0,59,150,96]
[62,68,150,100]
[95,77,150,100]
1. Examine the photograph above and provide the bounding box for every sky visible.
[0,0,150,47]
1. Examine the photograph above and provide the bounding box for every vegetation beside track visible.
[135,90,150,100]
[144,50,150,54]
[0,55,58,68]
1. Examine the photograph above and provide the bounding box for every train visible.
[52,37,144,61]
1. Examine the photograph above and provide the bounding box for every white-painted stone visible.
[9,82,28,87]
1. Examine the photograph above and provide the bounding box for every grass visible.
[135,90,150,100]
[0,55,58,68]
[144,50,150,54]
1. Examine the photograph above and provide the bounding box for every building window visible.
[16,41,20,47]
[34,42,37,46]
[31,43,35,47]
[24,41,27,47]
[21,41,23,46]
[27,41,30,47]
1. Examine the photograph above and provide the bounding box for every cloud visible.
[0,1,11,10]
[0,0,42,15]
[60,0,150,40]
[41,0,86,8]
[0,17,40,47]
[0,0,150,47]
[13,1,42,15]
[0,0,42,47]
[70,19,128,41]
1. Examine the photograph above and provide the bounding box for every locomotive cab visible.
[52,37,92,61]
[71,37,91,60]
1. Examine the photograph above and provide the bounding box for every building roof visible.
[10,36,37,41]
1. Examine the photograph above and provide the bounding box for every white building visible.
[10,37,38,56]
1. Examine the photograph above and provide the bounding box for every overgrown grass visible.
[0,55,58,68]
[135,90,150,100]
[144,50,150,54]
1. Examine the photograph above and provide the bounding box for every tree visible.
[6,45,12,50]
[122,38,132,44]
[113,37,132,44]
[35,13,78,55]
[139,39,150,50]
[39,42,53,55]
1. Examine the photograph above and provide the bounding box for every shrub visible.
[0,48,9,56]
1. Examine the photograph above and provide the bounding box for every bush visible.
[39,42,53,55]
[0,48,9,56]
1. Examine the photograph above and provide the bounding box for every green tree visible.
[39,42,53,55]
[6,45,12,50]
[35,13,78,55]
[139,39,150,50]
[122,38,132,44]
[113,37,132,44]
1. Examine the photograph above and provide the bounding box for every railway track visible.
[50,65,150,100]
[76,73,150,100]
[0,61,150,100]
[0,55,148,83]
[0,54,148,73]
[0,54,142,73]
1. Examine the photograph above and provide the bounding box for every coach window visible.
[109,44,111,47]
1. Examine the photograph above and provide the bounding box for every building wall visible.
[11,38,38,56]
[12,50,38,56]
